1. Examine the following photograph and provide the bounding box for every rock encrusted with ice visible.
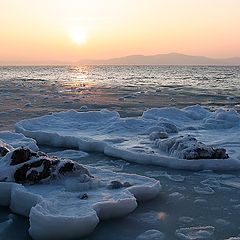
[15,105,240,171]
[155,135,229,160]
[0,146,161,239]
[0,147,79,183]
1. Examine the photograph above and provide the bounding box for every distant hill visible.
[78,53,240,66]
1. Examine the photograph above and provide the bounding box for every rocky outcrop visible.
[155,135,229,160]
[2,147,85,184]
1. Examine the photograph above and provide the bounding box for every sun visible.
[69,27,88,45]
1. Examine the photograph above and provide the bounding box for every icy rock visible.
[80,105,88,111]
[0,141,12,157]
[175,226,215,240]
[0,147,79,184]
[0,148,161,240]
[107,180,132,189]
[10,147,32,165]
[136,229,165,240]
[155,135,229,160]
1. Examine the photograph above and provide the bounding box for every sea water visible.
[0,65,240,239]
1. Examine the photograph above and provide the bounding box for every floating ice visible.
[15,105,240,171]
[194,186,215,195]
[194,198,207,205]
[221,178,240,189]
[215,218,230,226]
[168,192,185,200]
[178,216,194,223]
[175,226,215,239]
[136,229,165,240]
[0,147,161,239]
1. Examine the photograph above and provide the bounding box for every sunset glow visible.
[0,0,240,65]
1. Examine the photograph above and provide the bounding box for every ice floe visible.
[136,229,165,240]
[175,226,215,239]
[0,146,161,239]
[15,105,240,171]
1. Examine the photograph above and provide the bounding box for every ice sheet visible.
[0,148,161,239]
[15,106,240,171]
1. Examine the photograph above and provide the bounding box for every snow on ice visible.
[15,105,240,171]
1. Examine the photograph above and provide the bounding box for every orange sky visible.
[1,0,240,65]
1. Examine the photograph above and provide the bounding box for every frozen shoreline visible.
[15,105,240,171]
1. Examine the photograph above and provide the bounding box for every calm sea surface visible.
[0,65,240,239]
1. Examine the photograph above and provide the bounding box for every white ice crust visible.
[15,105,240,171]
[0,149,161,240]
[0,131,39,151]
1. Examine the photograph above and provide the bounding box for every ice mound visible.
[15,106,240,171]
[0,147,161,239]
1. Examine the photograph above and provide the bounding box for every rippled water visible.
[0,65,240,239]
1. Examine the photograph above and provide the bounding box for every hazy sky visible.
[1,0,240,64]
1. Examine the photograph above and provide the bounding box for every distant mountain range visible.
[78,53,240,66]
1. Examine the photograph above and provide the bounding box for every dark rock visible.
[14,158,57,183]
[123,182,132,187]
[76,164,93,178]
[108,181,133,189]
[80,193,88,200]
[27,170,40,183]
[0,146,9,157]
[58,162,75,175]
[108,180,123,189]
[212,148,229,159]
[10,147,31,165]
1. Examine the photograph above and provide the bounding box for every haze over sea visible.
[1,65,240,239]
